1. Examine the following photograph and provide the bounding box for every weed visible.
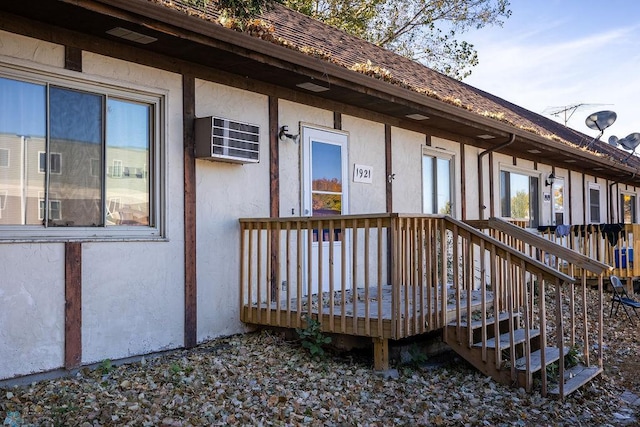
[408,343,428,366]
[99,359,115,375]
[296,314,331,358]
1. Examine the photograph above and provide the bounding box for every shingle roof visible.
[157,0,637,168]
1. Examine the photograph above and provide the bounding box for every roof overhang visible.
[1,0,639,185]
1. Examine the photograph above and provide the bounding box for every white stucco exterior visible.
[194,79,270,341]
[0,244,65,379]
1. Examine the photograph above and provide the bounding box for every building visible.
[0,0,636,396]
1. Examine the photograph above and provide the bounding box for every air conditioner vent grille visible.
[195,116,260,163]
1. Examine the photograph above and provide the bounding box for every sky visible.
[462,0,640,144]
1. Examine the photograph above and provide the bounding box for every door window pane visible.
[0,77,46,225]
[552,179,564,224]
[311,141,342,215]
[423,155,452,214]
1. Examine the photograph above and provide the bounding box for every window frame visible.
[620,191,637,224]
[422,147,456,217]
[0,62,166,241]
[499,165,541,228]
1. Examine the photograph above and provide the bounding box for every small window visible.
[0,148,8,167]
[111,159,123,178]
[39,199,62,221]
[0,190,7,210]
[589,186,601,223]
[38,152,62,174]
[91,158,100,177]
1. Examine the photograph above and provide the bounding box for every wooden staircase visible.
[444,310,602,398]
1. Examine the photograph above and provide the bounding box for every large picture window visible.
[422,151,453,216]
[500,170,539,228]
[0,71,162,237]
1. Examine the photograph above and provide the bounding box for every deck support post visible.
[373,337,389,371]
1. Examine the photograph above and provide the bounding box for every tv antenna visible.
[544,103,612,126]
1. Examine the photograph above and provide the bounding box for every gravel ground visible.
[1,289,639,426]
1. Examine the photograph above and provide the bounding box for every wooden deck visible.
[239,214,608,398]
[242,285,493,339]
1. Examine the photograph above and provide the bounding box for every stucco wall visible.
[80,53,185,363]
[391,127,424,213]
[342,116,386,214]
[194,79,270,341]
[0,31,67,379]
[0,244,65,379]
[278,100,334,217]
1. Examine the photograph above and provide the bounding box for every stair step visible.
[448,311,515,329]
[474,328,540,350]
[548,364,602,397]
[514,347,569,373]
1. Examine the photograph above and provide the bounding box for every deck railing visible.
[467,217,610,395]
[536,223,640,286]
[239,214,603,393]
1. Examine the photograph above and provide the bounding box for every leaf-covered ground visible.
[1,288,639,426]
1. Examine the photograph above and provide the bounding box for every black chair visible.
[609,275,640,322]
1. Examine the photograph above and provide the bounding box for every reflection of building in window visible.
[112,159,123,178]
[0,148,9,167]
[0,190,7,219]
[39,199,61,220]
[500,170,539,228]
[38,152,62,174]
[0,75,155,230]
[90,158,100,177]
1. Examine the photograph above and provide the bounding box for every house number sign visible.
[353,164,373,184]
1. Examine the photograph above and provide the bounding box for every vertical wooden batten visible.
[385,124,393,286]
[270,97,280,217]
[269,97,280,299]
[489,152,495,218]
[460,142,466,220]
[64,242,82,369]
[64,46,82,72]
[333,111,342,131]
[582,173,587,225]
[183,74,197,348]
[385,124,392,213]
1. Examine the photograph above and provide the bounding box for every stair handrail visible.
[423,215,577,285]
[484,217,612,275]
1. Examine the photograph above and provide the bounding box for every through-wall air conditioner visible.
[195,116,260,163]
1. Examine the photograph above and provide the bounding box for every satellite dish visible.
[582,110,617,148]
[609,135,619,147]
[585,110,617,131]
[620,132,640,162]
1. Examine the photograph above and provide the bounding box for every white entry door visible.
[301,124,349,295]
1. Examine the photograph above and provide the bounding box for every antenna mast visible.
[544,103,611,126]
